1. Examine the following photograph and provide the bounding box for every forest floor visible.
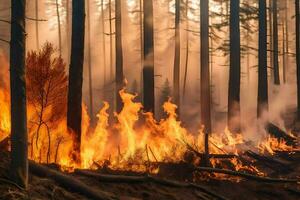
[0,111,300,200]
[0,149,299,200]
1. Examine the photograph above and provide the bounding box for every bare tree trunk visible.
[115,0,124,113]
[55,0,62,55]
[143,0,155,114]
[66,0,70,61]
[109,0,113,82]
[35,0,39,49]
[272,0,280,85]
[282,23,286,83]
[200,0,211,166]
[67,0,85,163]
[10,0,28,188]
[269,0,273,81]
[101,0,107,85]
[257,0,269,117]
[183,0,189,99]
[173,0,181,114]
[86,0,94,119]
[139,0,144,97]
[228,0,241,132]
[296,0,300,119]
[285,0,289,80]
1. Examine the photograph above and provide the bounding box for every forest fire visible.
[0,73,297,174]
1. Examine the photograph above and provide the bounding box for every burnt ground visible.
[0,149,299,200]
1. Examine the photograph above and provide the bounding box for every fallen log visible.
[266,123,297,146]
[195,167,299,183]
[76,170,229,200]
[29,161,116,200]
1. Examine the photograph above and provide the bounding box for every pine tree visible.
[10,0,28,188]
[67,0,85,163]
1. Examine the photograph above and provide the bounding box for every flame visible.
[258,135,298,155]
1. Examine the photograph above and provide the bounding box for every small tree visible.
[26,43,68,163]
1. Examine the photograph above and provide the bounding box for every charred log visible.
[266,123,297,146]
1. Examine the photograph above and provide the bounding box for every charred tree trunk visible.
[257,0,269,117]
[183,0,189,99]
[139,0,144,96]
[35,0,39,49]
[272,0,280,85]
[67,0,85,163]
[109,0,113,82]
[10,0,28,188]
[143,0,155,114]
[86,0,94,119]
[66,0,70,61]
[115,0,124,113]
[173,0,181,114]
[55,0,62,55]
[269,0,273,81]
[228,0,241,132]
[200,0,211,166]
[101,0,107,85]
[296,0,300,119]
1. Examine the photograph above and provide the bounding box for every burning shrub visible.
[26,43,68,163]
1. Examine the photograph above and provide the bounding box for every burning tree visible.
[26,43,68,163]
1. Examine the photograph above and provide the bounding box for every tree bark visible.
[228,0,241,133]
[10,0,28,188]
[183,0,189,100]
[35,0,39,49]
[173,0,181,115]
[200,0,211,166]
[257,0,269,117]
[115,0,124,113]
[109,0,113,82]
[296,0,300,119]
[67,0,85,163]
[101,0,107,85]
[272,0,280,85]
[55,0,62,56]
[86,0,94,119]
[143,0,155,114]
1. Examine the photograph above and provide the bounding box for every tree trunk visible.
[101,0,107,85]
[143,0,155,114]
[296,0,300,119]
[269,0,273,81]
[272,0,280,85]
[228,0,241,132]
[35,0,39,49]
[10,0,28,188]
[257,0,269,117]
[115,0,124,113]
[182,0,190,100]
[183,0,189,99]
[200,0,211,166]
[55,0,62,56]
[86,0,94,119]
[173,0,181,114]
[109,0,113,82]
[67,0,85,163]
[66,0,70,61]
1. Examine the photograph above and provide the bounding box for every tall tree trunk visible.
[173,0,180,114]
[115,0,124,113]
[66,0,70,61]
[143,0,155,114]
[228,0,241,132]
[109,0,113,82]
[272,0,280,85]
[183,0,189,99]
[55,0,62,55]
[139,0,144,96]
[67,0,85,163]
[269,0,273,81]
[101,0,107,85]
[257,0,269,117]
[200,0,211,166]
[296,0,300,119]
[86,0,94,119]
[10,0,28,188]
[284,0,289,82]
[282,23,286,83]
[35,0,39,49]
